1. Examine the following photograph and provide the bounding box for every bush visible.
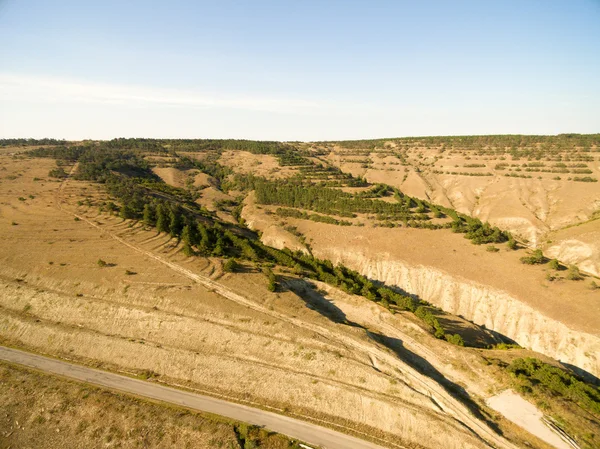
[486,245,499,252]
[445,333,465,346]
[507,238,518,250]
[49,167,68,179]
[97,259,107,267]
[566,265,583,281]
[548,259,560,270]
[520,249,545,264]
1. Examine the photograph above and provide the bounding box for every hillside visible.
[1,137,599,449]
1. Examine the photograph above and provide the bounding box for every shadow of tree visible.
[366,330,504,436]
[281,276,364,328]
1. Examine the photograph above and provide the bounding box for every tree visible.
[212,237,225,256]
[143,203,155,226]
[182,241,194,256]
[155,204,169,233]
[197,222,212,252]
[264,267,277,291]
[181,224,192,245]
[169,207,183,237]
[224,258,238,273]
[119,204,137,219]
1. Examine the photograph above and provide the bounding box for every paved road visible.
[0,346,389,449]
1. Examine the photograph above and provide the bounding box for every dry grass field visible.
[0,361,298,449]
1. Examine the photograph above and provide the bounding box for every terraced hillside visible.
[313,135,600,276]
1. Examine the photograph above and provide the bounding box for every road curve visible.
[0,346,388,449]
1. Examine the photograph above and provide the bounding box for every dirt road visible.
[0,346,387,449]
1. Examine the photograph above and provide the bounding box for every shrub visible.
[548,259,560,270]
[97,259,107,267]
[49,167,68,179]
[566,265,583,281]
[445,333,465,346]
[520,249,545,264]
[486,245,499,252]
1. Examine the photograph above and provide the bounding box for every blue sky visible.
[0,0,599,140]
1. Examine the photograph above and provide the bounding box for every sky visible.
[0,0,599,141]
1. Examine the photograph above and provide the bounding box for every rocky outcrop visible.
[545,238,600,278]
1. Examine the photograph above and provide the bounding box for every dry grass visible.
[0,361,297,449]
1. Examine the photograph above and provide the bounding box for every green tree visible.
[169,208,183,237]
[197,222,212,252]
[224,258,238,273]
[212,237,225,256]
[264,267,277,291]
[155,204,169,233]
[119,204,137,219]
[142,203,155,226]
[182,241,194,256]
[181,224,192,245]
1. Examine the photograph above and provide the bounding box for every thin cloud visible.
[0,73,323,113]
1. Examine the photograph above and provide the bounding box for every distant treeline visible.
[1,138,66,147]
[318,134,600,151]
